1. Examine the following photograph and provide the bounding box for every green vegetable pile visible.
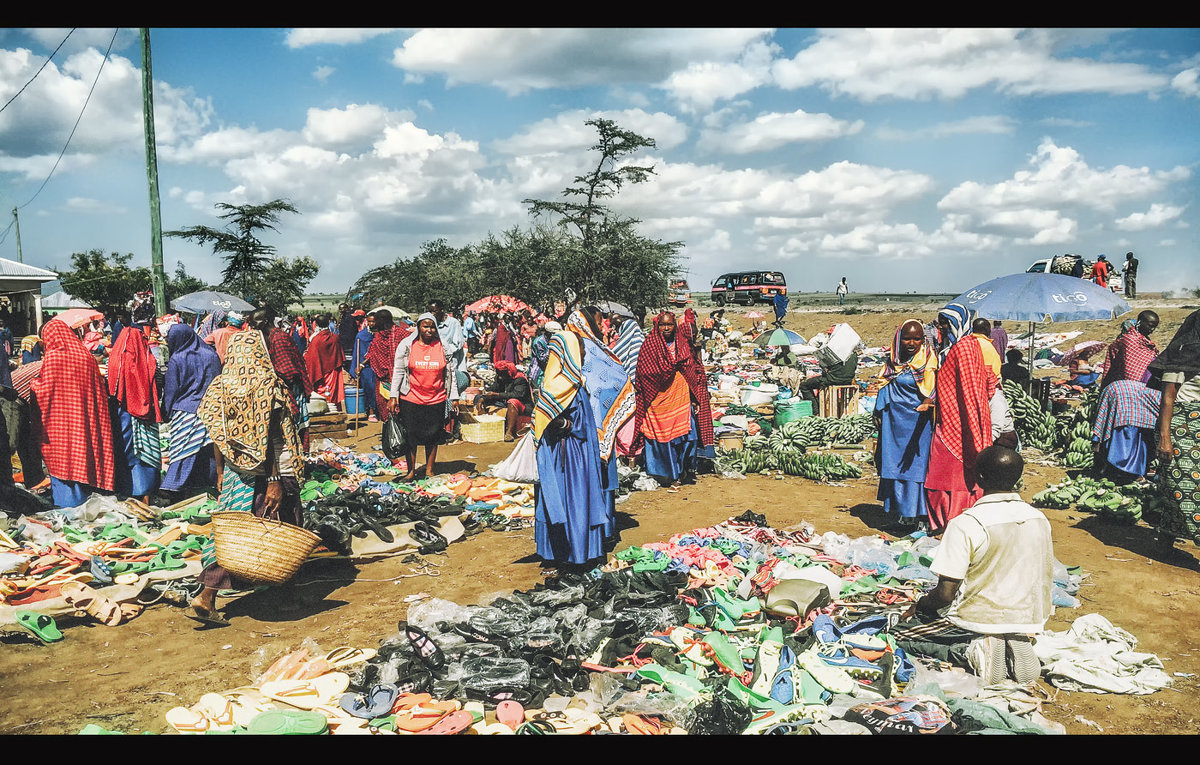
[1031,475,1163,525]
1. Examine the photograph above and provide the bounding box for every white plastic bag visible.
[491,430,538,483]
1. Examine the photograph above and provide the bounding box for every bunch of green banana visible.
[1060,436,1095,469]
[788,452,863,481]
[1032,475,1117,509]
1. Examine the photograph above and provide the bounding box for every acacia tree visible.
[56,250,213,313]
[166,199,301,298]
[523,118,681,310]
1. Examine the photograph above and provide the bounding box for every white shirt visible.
[930,493,1054,635]
[990,389,1015,440]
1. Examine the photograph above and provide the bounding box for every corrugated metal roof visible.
[0,257,57,279]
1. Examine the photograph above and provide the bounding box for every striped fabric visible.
[10,361,41,403]
[130,416,161,468]
[532,330,586,443]
[611,319,645,381]
[1092,379,1161,445]
[167,409,212,463]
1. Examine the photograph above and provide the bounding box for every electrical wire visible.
[0,28,76,115]
[16,27,119,212]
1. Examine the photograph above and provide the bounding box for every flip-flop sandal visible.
[622,713,665,735]
[197,693,239,731]
[262,672,350,710]
[391,692,433,712]
[225,689,275,728]
[245,709,329,735]
[165,705,210,734]
[14,610,64,644]
[418,710,474,735]
[118,602,143,621]
[339,684,397,720]
[516,719,556,735]
[399,620,445,671]
[496,700,525,730]
[393,706,448,733]
[60,581,124,627]
[324,646,378,670]
[186,606,231,628]
[89,556,114,585]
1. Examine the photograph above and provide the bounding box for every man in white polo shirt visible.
[890,445,1054,684]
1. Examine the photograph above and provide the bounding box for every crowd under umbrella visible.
[169,290,254,315]
[51,308,104,329]
[943,272,1132,379]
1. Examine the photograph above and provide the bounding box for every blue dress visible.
[535,391,607,565]
[874,369,933,520]
[644,415,698,484]
[113,405,161,498]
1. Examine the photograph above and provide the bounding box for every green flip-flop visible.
[15,610,64,643]
[246,710,328,735]
[635,663,708,702]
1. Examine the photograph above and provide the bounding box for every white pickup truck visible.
[1027,255,1122,293]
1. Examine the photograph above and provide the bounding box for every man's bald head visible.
[971,317,992,336]
[975,445,1024,492]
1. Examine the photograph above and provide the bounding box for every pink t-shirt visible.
[401,340,447,405]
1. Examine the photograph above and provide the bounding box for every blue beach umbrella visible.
[170,290,255,314]
[945,272,1131,323]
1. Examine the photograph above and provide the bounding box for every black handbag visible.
[382,413,410,460]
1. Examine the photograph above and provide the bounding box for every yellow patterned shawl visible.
[196,330,305,475]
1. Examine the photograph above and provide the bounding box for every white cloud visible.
[286,29,398,48]
[1039,117,1093,128]
[392,28,771,94]
[1115,203,1186,231]
[877,115,1016,141]
[661,39,778,112]
[773,28,1168,102]
[700,109,863,153]
[417,99,433,111]
[63,196,125,214]
[302,104,410,153]
[494,109,687,156]
[313,65,335,83]
[1172,67,1200,98]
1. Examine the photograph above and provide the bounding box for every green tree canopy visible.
[55,250,213,314]
[166,199,301,297]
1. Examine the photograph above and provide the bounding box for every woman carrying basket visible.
[189,330,308,626]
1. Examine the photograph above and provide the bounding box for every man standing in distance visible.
[1123,252,1139,299]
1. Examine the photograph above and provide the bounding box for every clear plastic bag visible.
[459,654,531,693]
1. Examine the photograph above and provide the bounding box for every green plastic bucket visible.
[774,397,812,427]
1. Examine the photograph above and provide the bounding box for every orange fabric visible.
[972,334,1002,378]
[641,371,692,442]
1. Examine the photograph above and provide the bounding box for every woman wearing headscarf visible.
[19,335,41,365]
[874,319,939,530]
[350,312,379,422]
[191,330,309,625]
[389,313,459,481]
[475,360,533,442]
[32,320,117,508]
[920,310,997,534]
[1150,309,1200,546]
[532,318,608,567]
[566,308,635,537]
[528,320,561,390]
[160,323,223,494]
[935,303,972,363]
[632,312,715,487]
[367,309,410,420]
[196,309,225,342]
[610,312,645,382]
[108,328,163,502]
[255,308,311,450]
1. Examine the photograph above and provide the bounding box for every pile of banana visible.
[714,443,862,481]
[1031,475,1144,524]
[1002,380,1058,452]
[1059,419,1096,469]
[775,413,877,449]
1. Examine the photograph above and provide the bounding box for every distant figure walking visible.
[1123,252,1139,299]
[1092,255,1110,289]
[836,277,849,305]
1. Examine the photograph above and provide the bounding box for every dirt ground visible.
[3,298,1199,735]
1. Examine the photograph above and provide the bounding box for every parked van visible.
[710,271,787,306]
[669,279,691,307]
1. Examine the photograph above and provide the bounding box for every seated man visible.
[890,446,1053,684]
[1000,349,1031,384]
[772,345,797,367]
[1066,359,1100,388]
[797,352,859,402]
[474,360,533,442]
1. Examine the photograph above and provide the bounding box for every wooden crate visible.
[308,412,348,437]
[817,385,860,419]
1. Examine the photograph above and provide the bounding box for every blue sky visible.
[0,27,1197,299]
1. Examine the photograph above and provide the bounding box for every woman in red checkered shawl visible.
[922,331,998,533]
[632,311,713,487]
[32,319,117,508]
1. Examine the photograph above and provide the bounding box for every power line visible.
[16,27,119,213]
[0,28,76,116]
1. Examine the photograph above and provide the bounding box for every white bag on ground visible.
[492,430,539,483]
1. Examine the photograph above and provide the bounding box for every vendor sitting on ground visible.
[772,344,797,367]
[475,360,533,442]
[1066,358,1100,388]
[796,351,859,402]
[1001,349,1031,384]
[890,445,1053,685]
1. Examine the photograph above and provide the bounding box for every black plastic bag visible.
[382,413,410,461]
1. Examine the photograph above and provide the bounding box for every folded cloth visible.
[1033,613,1172,695]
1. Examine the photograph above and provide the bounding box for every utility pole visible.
[11,207,22,263]
[140,28,167,317]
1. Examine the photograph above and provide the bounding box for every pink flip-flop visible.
[496,700,525,731]
[419,710,474,735]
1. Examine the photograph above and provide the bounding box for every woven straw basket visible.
[211,512,322,585]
